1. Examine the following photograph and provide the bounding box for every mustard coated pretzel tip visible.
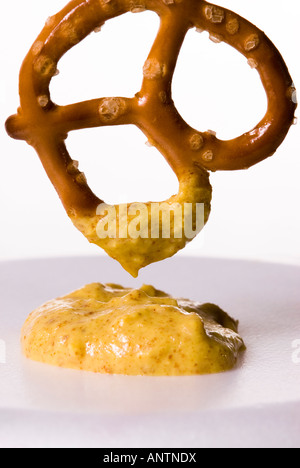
[6,0,297,275]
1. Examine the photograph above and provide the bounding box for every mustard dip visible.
[72,171,212,277]
[21,283,245,376]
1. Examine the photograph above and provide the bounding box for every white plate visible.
[0,255,300,448]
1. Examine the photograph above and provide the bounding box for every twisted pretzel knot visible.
[6,0,296,276]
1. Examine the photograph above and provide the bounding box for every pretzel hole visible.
[66,125,178,205]
[50,12,159,103]
[172,29,267,140]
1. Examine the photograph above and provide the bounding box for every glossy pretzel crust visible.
[6,0,297,216]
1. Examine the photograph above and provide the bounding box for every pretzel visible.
[6,0,297,277]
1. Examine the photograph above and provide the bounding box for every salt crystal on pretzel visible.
[6,0,297,276]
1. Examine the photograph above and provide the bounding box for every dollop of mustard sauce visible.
[72,171,212,278]
[21,283,245,376]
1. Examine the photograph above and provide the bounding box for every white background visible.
[1,0,299,266]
